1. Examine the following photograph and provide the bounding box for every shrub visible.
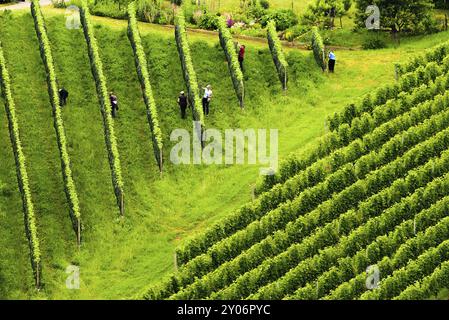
[260,0,270,9]
[177,68,449,267]
[362,37,387,50]
[217,16,245,108]
[80,0,125,215]
[267,20,288,90]
[174,9,205,142]
[0,41,42,288]
[262,9,298,31]
[311,27,326,71]
[127,2,164,171]
[198,13,219,30]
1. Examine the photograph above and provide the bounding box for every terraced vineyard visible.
[1,1,449,301]
[144,42,449,300]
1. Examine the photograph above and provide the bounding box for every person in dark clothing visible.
[109,92,119,118]
[178,91,188,119]
[59,88,69,107]
[238,44,246,72]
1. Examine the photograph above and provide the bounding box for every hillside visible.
[0,3,448,300]
[144,42,449,300]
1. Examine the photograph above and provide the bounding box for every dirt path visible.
[0,0,52,11]
[157,23,361,51]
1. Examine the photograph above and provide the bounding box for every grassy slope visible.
[1,7,446,299]
[0,13,77,298]
[0,93,35,299]
[183,0,312,15]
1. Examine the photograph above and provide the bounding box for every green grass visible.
[0,95,35,299]
[189,0,312,15]
[0,11,77,299]
[0,7,446,299]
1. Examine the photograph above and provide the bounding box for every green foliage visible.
[260,0,270,9]
[198,13,219,30]
[127,2,164,171]
[311,27,326,71]
[252,126,449,300]
[0,42,42,288]
[354,0,435,33]
[396,259,449,300]
[301,0,351,28]
[395,41,449,77]
[261,8,298,31]
[210,91,449,300]
[267,20,288,90]
[31,0,82,244]
[360,237,449,300]
[80,0,125,215]
[328,60,443,131]
[174,10,205,126]
[177,62,449,268]
[167,105,449,300]
[292,176,449,300]
[217,16,245,108]
[362,36,387,50]
[257,61,445,194]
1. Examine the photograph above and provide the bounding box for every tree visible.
[301,0,351,29]
[354,0,434,33]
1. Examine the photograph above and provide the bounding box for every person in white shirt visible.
[202,85,213,116]
[328,51,336,73]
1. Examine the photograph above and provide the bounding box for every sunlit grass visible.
[0,7,447,299]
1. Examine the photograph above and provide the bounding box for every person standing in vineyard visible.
[328,50,336,73]
[109,92,119,118]
[202,85,213,116]
[238,44,246,72]
[59,87,69,107]
[178,91,188,119]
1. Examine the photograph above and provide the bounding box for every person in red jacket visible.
[238,44,246,72]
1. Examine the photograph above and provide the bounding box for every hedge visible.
[311,27,326,71]
[395,259,449,300]
[267,21,288,90]
[174,10,205,129]
[289,179,449,300]
[327,61,443,132]
[217,17,245,107]
[360,234,449,300]
[145,101,449,299]
[251,132,449,300]
[80,0,125,215]
[31,0,82,244]
[213,150,449,300]
[127,2,163,172]
[0,42,42,288]
[172,116,449,300]
[175,71,449,267]
[255,61,447,195]
[395,41,449,78]
[326,193,449,299]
